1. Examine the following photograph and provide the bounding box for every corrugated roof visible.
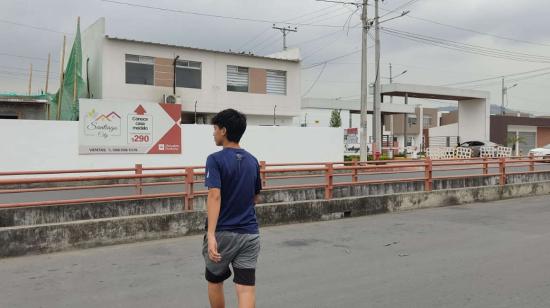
[105,35,300,63]
[0,94,49,104]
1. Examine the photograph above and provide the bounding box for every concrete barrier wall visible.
[2,180,550,258]
[0,175,506,227]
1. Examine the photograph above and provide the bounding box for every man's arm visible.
[205,155,222,263]
[207,188,222,262]
[254,161,262,206]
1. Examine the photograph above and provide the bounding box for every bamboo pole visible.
[45,53,51,93]
[27,64,32,95]
[56,35,66,120]
[46,53,51,119]
[72,17,80,120]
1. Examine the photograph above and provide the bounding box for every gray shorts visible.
[202,231,260,286]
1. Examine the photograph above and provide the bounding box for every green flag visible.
[49,19,87,121]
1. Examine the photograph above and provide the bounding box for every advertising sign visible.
[344,128,360,155]
[79,99,181,154]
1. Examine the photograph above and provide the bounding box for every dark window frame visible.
[125,54,154,86]
[175,60,202,89]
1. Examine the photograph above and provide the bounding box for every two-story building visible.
[385,107,441,149]
[82,18,301,126]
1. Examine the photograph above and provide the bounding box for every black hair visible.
[211,109,247,143]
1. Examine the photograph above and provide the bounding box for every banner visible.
[344,128,360,155]
[79,99,181,154]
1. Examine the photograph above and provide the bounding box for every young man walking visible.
[203,109,262,308]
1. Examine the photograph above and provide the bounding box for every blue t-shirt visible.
[205,147,261,234]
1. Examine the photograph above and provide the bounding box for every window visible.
[227,65,249,92]
[176,60,201,89]
[406,136,414,147]
[266,70,286,95]
[407,114,417,126]
[125,54,154,85]
[423,115,433,128]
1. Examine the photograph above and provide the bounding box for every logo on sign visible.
[84,108,122,138]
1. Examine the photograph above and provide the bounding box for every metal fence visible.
[1,156,549,210]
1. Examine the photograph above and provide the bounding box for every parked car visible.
[528,144,550,159]
[458,140,500,157]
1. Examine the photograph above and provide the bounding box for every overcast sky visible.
[1,0,550,114]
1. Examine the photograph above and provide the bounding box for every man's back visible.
[206,147,261,234]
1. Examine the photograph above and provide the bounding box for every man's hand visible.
[207,233,222,263]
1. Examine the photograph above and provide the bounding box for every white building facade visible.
[82,18,301,126]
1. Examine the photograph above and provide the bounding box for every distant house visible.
[0,94,49,120]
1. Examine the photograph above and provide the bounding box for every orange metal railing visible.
[0,155,549,210]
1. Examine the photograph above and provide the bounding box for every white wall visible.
[0,120,342,173]
[458,98,490,141]
[94,35,300,118]
[81,18,105,99]
[429,123,459,137]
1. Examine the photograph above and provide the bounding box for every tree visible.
[507,134,526,151]
[329,109,342,127]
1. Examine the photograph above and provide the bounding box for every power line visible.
[379,0,419,19]
[100,0,346,28]
[293,5,351,25]
[382,27,550,63]
[0,70,59,79]
[251,34,282,53]
[300,23,361,60]
[238,27,272,51]
[302,63,328,97]
[0,52,58,63]
[0,64,59,74]
[0,18,73,35]
[441,66,550,87]
[376,5,550,48]
[302,47,366,69]
[383,27,550,61]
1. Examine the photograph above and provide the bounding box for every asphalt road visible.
[2,162,550,204]
[1,195,550,307]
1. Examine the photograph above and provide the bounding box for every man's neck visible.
[223,142,240,149]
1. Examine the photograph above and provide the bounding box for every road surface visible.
[1,195,550,307]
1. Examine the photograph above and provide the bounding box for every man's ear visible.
[221,127,227,137]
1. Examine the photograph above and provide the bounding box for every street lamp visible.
[501,79,518,115]
[194,100,198,124]
[273,105,277,126]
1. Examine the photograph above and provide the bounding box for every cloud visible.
[1,0,549,114]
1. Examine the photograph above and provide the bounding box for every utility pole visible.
[389,63,393,103]
[501,77,505,115]
[373,0,382,155]
[272,25,297,50]
[359,0,369,161]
